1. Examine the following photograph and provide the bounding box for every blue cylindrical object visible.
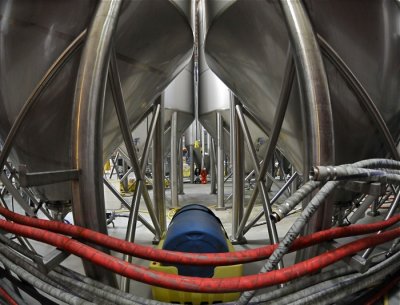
[163,204,229,277]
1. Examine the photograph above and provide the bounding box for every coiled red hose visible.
[0,217,399,293]
[0,287,18,305]
[0,207,399,266]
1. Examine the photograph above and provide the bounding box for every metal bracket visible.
[38,248,70,274]
[324,241,371,273]
[18,165,79,187]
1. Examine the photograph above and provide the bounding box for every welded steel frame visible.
[233,50,295,242]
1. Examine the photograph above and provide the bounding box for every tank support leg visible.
[171,111,179,208]
[230,96,245,244]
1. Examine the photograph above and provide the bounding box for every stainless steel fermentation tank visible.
[2,0,400,289]
[204,0,400,173]
[0,0,193,284]
[117,60,194,163]
[198,0,269,174]
[203,0,400,246]
[0,0,192,202]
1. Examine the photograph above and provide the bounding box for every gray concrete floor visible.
[0,177,299,303]
[101,178,299,299]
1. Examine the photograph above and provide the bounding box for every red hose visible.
[0,218,399,293]
[0,206,399,266]
[0,287,18,305]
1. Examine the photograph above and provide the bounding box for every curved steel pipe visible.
[71,0,122,287]
[279,0,334,170]
[279,0,334,261]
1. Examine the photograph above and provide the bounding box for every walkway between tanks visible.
[103,180,300,299]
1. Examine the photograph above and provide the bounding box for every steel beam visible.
[230,97,245,244]
[210,138,217,194]
[152,96,166,233]
[170,111,179,208]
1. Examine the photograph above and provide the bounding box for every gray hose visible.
[0,241,102,304]
[272,180,320,221]
[0,241,134,305]
[0,252,95,305]
[284,250,400,305]
[288,262,400,305]
[0,298,8,305]
[351,158,400,169]
[55,266,173,305]
[237,180,340,305]
[0,233,40,263]
[311,166,400,185]
[250,266,354,304]
[0,278,28,305]
[0,236,167,305]
[0,243,66,292]
[49,270,140,305]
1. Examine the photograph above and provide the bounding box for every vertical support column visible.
[189,144,195,184]
[121,158,128,192]
[216,112,225,210]
[210,138,217,194]
[207,133,211,154]
[178,138,184,195]
[201,126,205,169]
[231,97,245,244]
[170,111,179,208]
[152,96,166,233]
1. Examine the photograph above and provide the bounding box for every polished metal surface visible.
[198,0,270,175]
[0,0,193,284]
[164,60,195,154]
[205,0,400,173]
[0,0,193,202]
[118,59,195,163]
